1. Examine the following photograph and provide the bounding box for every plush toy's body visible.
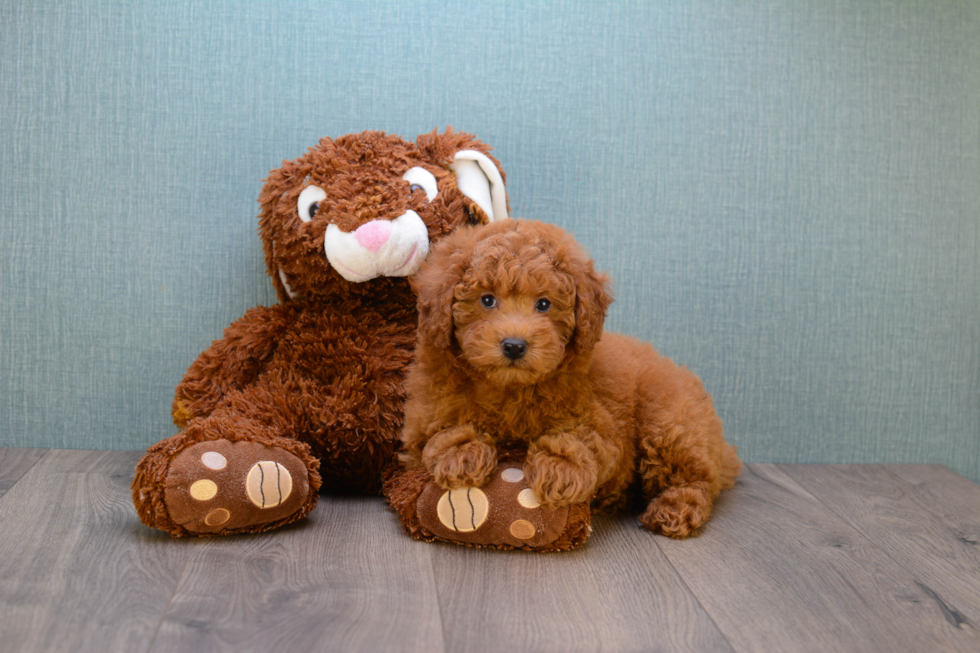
[385,219,741,550]
[133,130,508,537]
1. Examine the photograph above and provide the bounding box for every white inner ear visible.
[277,267,296,298]
[402,167,438,203]
[297,185,326,223]
[450,150,507,222]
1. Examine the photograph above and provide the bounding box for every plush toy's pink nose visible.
[354,220,392,253]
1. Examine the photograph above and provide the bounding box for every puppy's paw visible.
[639,485,711,538]
[422,426,497,490]
[429,444,497,490]
[525,452,598,507]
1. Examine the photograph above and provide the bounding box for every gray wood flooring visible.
[0,448,977,652]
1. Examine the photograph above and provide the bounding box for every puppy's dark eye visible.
[409,184,422,194]
[308,202,319,220]
[535,298,552,312]
[481,295,497,308]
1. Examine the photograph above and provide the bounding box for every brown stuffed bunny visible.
[133,129,508,537]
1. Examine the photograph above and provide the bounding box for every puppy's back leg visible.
[634,359,741,538]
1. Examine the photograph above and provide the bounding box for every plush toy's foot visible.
[134,438,318,537]
[384,460,592,552]
[164,440,313,534]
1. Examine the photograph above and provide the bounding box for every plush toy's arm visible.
[172,304,294,427]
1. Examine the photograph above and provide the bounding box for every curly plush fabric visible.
[133,129,508,537]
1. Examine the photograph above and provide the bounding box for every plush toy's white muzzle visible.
[282,150,507,291]
[324,211,430,283]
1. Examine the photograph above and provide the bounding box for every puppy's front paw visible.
[639,485,710,538]
[525,452,598,507]
[422,426,497,490]
[430,444,497,489]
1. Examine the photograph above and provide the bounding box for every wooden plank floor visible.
[0,449,977,653]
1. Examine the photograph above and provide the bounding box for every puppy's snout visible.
[501,338,528,360]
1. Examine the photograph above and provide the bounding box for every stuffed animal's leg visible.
[170,305,294,428]
[383,456,593,552]
[633,365,741,538]
[133,403,321,537]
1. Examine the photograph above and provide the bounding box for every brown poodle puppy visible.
[400,219,742,538]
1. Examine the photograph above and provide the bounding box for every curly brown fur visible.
[400,219,742,538]
[134,129,508,536]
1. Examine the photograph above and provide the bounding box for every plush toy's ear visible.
[258,158,309,302]
[416,128,509,224]
[449,150,508,223]
[413,227,480,350]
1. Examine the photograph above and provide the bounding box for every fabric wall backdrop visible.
[1,1,977,481]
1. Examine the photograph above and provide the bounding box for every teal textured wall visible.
[1,1,978,481]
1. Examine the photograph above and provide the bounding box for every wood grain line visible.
[0,450,193,653]
[0,448,49,499]
[429,512,734,653]
[148,495,445,653]
[655,464,980,653]
[781,464,980,636]
[3,452,978,653]
[144,536,196,653]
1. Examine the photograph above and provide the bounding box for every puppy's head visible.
[414,219,612,386]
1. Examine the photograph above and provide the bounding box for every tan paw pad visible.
[189,479,218,501]
[204,508,231,526]
[517,488,541,509]
[509,519,536,540]
[200,451,227,470]
[501,467,524,483]
[246,461,293,509]
[436,487,489,532]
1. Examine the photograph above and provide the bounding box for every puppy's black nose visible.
[501,338,528,360]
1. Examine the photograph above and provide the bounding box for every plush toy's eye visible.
[535,298,552,313]
[402,167,438,203]
[409,184,422,194]
[297,185,326,223]
[481,294,497,309]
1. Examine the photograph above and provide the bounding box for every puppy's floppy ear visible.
[412,226,479,350]
[569,255,614,357]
